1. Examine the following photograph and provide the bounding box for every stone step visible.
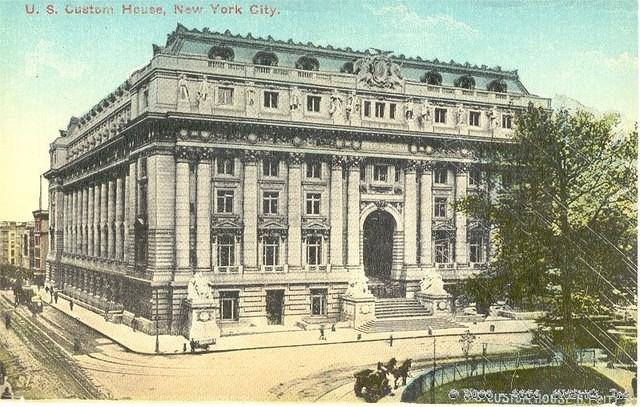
[357,317,464,333]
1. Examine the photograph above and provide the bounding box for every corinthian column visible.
[72,189,78,254]
[455,164,469,265]
[107,179,115,258]
[93,184,100,257]
[196,154,211,271]
[100,181,108,258]
[287,153,303,269]
[419,162,433,265]
[82,187,88,255]
[175,153,190,271]
[242,151,259,270]
[329,156,344,266]
[346,158,361,267]
[115,176,124,260]
[88,185,94,256]
[403,162,418,265]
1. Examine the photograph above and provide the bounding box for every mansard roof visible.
[156,24,528,94]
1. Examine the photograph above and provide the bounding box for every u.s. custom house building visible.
[44,25,550,335]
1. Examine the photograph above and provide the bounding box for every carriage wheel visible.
[354,383,363,397]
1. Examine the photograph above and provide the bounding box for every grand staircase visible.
[355,298,465,333]
[375,298,432,319]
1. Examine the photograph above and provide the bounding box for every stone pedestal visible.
[183,299,220,343]
[416,292,451,316]
[341,295,376,329]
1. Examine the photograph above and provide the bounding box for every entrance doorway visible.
[266,290,284,325]
[363,210,396,297]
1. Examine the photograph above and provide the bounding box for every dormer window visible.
[295,55,319,71]
[340,61,354,74]
[208,45,235,61]
[420,70,442,86]
[253,51,278,66]
[487,78,507,93]
[454,74,476,89]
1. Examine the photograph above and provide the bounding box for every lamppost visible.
[429,326,436,404]
[459,329,476,377]
[482,342,488,379]
[154,287,159,353]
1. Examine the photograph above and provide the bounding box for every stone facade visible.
[44,25,550,334]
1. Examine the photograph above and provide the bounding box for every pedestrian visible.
[132,316,137,332]
[319,325,326,340]
[389,334,393,347]
[331,323,336,332]
[54,291,58,304]
[632,374,637,398]
[73,337,81,353]
[183,343,187,353]
[4,313,10,329]
[45,286,49,295]
[69,299,74,311]
[357,333,362,341]
[104,309,109,322]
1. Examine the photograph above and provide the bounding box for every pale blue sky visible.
[0,0,637,220]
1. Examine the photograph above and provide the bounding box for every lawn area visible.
[414,366,625,404]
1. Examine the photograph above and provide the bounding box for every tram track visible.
[0,295,107,399]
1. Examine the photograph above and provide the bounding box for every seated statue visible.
[419,270,449,297]
[187,272,213,302]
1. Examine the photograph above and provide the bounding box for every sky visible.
[0,0,637,221]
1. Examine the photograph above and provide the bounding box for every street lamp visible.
[154,288,159,353]
[459,329,476,376]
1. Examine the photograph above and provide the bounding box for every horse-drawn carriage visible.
[13,284,43,314]
[353,358,412,402]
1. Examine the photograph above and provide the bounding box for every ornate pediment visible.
[353,53,404,89]
[302,217,330,237]
[258,215,288,230]
[211,214,242,231]
[467,219,488,232]
[432,218,455,232]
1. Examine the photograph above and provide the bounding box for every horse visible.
[353,368,391,402]
[390,358,413,388]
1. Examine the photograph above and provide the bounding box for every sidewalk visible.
[40,292,536,355]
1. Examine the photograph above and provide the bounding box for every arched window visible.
[420,70,442,86]
[454,74,476,89]
[340,61,354,74]
[208,45,235,61]
[295,55,320,71]
[487,78,507,93]
[253,51,279,66]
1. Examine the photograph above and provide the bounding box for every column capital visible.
[403,160,420,173]
[455,162,471,174]
[419,160,435,173]
[197,147,215,161]
[346,156,361,169]
[240,149,261,163]
[288,152,304,166]
[175,146,198,162]
[330,155,348,169]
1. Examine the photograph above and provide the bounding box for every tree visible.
[459,105,637,364]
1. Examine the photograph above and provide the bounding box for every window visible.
[375,102,385,118]
[434,235,451,264]
[502,114,512,129]
[310,289,327,315]
[307,95,321,112]
[306,193,321,215]
[469,169,481,186]
[263,159,279,177]
[141,87,149,109]
[217,158,234,176]
[140,157,148,178]
[217,87,234,105]
[264,91,279,109]
[469,111,481,127]
[363,101,371,117]
[216,190,234,213]
[306,236,322,265]
[435,108,447,124]
[434,198,448,218]
[217,235,235,267]
[389,103,396,119]
[220,291,239,320]
[469,235,484,263]
[263,192,279,215]
[435,168,448,184]
[263,237,279,265]
[306,162,321,178]
[373,165,388,182]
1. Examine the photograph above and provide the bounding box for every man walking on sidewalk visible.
[69,300,74,311]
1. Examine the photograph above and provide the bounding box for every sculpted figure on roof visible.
[420,99,432,124]
[290,86,302,111]
[353,53,403,89]
[197,76,212,113]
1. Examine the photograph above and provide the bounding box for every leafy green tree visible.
[459,105,637,364]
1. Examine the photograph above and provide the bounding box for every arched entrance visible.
[363,210,395,297]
